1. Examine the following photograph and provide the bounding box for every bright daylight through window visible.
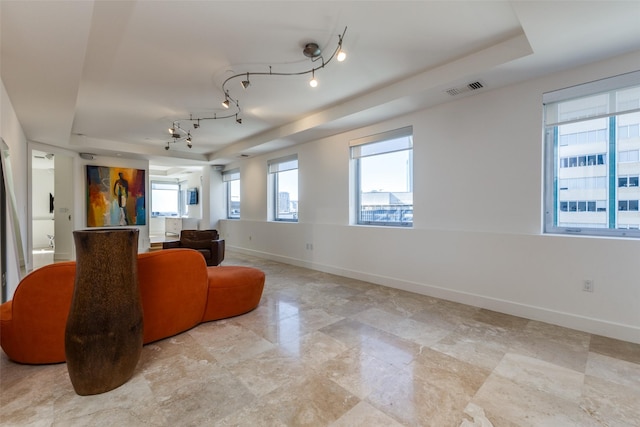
[268,155,298,222]
[151,181,185,217]
[544,71,640,238]
[223,169,240,219]
[351,126,413,226]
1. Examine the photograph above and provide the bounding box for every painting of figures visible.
[86,166,146,227]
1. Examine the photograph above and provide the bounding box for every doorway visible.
[31,150,74,269]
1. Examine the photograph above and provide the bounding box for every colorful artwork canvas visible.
[86,166,146,227]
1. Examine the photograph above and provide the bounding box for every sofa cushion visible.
[202,266,265,322]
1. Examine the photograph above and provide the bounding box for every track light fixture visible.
[163,27,347,150]
[241,73,251,89]
[309,69,318,88]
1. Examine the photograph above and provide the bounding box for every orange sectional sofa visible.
[0,249,264,364]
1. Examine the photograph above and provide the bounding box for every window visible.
[351,126,413,226]
[544,70,640,237]
[223,169,240,219]
[268,155,298,222]
[151,181,184,217]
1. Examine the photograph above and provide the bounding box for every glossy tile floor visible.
[2,251,639,426]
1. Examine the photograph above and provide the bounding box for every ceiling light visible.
[222,97,230,109]
[309,69,318,88]
[236,114,242,124]
[337,49,346,62]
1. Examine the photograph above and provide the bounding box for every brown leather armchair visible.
[162,229,225,266]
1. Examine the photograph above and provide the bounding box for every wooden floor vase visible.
[65,228,143,395]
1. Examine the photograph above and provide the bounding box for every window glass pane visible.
[151,182,179,216]
[275,168,298,221]
[227,179,240,219]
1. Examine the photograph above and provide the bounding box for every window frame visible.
[268,155,298,222]
[350,126,414,227]
[223,169,240,219]
[543,70,640,238]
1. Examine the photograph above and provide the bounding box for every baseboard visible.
[230,246,640,344]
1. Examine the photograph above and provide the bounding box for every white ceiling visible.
[3,1,640,169]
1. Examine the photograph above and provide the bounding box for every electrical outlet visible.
[582,279,594,292]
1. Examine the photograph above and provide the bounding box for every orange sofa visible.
[0,249,264,364]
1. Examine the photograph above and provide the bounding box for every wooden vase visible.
[65,228,143,395]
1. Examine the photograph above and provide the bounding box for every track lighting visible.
[163,27,347,151]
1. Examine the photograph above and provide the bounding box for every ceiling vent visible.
[445,81,484,96]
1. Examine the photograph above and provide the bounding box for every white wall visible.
[1,78,29,297]
[184,171,203,222]
[219,50,640,344]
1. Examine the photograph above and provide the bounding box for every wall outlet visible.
[582,279,594,292]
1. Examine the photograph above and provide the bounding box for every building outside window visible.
[351,126,413,226]
[151,181,186,217]
[223,169,240,219]
[268,155,298,222]
[543,71,640,237]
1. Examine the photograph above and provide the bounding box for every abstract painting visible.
[86,166,146,227]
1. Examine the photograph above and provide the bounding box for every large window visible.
[151,181,185,217]
[223,169,240,219]
[544,71,640,238]
[351,126,413,226]
[268,155,298,222]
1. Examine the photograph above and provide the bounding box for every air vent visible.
[445,81,484,96]
[239,154,250,158]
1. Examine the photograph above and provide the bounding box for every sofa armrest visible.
[162,240,182,249]
[210,239,225,266]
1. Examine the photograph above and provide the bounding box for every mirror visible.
[1,138,26,301]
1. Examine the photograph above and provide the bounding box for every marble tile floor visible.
[1,251,639,426]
